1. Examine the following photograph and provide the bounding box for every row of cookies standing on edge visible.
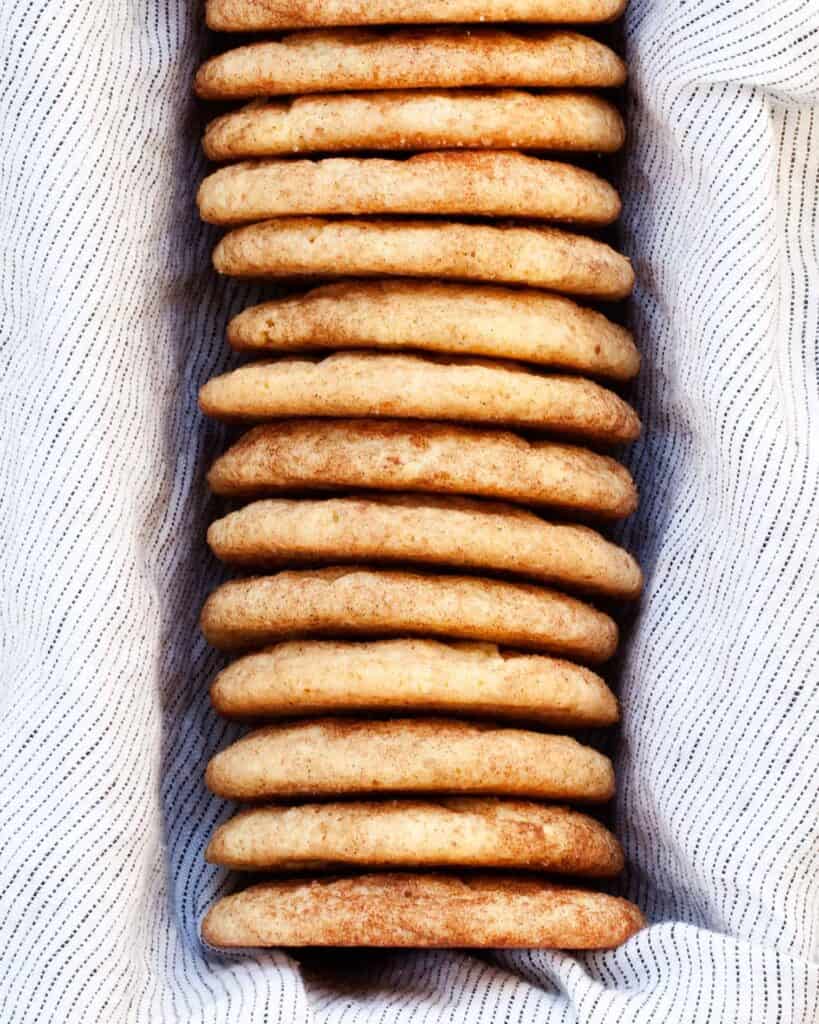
[194,0,646,951]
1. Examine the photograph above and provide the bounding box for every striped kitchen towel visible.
[0,0,817,1020]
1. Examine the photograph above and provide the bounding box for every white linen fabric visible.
[1,0,818,1020]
